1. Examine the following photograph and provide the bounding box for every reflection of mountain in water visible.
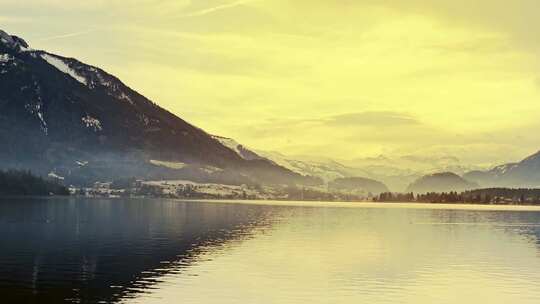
[0,198,281,303]
[426,208,540,248]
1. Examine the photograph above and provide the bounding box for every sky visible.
[2,0,540,167]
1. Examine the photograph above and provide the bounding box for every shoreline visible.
[3,195,540,211]
[172,198,540,211]
[4,195,540,211]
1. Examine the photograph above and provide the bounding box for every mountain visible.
[406,172,478,193]
[0,29,320,186]
[255,151,359,182]
[255,151,484,192]
[211,136,265,161]
[256,151,419,191]
[342,154,480,178]
[464,151,540,188]
[328,177,389,195]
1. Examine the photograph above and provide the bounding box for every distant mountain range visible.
[186,131,540,193]
[463,151,540,188]
[254,150,482,192]
[257,148,540,193]
[404,149,540,192]
[0,29,320,187]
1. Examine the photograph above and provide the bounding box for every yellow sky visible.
[2,1,540,165]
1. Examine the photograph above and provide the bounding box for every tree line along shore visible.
[374,189,540,205]
[0,170,69,196]
[2,169,540,205]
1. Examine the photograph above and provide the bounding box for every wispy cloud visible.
[36,28,97,42]
[325,111,420,127]
[181,0,256,18]
[238,111,422,138]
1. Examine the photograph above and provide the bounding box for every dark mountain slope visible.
[0,29,320,186]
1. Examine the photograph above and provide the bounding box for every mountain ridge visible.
[406,172,478,194]
[0,29,320,186]
[464,150,540,188]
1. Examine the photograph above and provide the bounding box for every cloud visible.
[325,111,420,127]
[36,28,98,42]
[181,0,256,18]
[237,111,422,139]
[371,0,540,50]
[5,0,539,166]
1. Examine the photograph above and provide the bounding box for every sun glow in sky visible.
[3,1,540,166]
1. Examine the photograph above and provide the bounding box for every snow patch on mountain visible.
[491,163,519,176]
[24,83,48,135]
[256,151,350,182]
[211,135,266,161]
[90,68,112,88]
[48,172,65,181]
[150,160,188,170]
[213,136,242,155]
[40,53,87,85]
[25,101,47,135]
[81,115,102,131]
[82,67,135,104]
[118,92,133,103]
[0,54,15,74]
[76,160,89,167]
[0,54,14,63]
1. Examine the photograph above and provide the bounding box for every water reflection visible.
[0,197,282,303]
[124,203,540,304]
[425,208,540,246]
[2,199,540,304]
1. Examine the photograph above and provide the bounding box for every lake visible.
[1,197,540,303]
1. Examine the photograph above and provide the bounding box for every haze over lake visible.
[2,197,540,303]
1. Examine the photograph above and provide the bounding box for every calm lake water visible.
[2,198,540,303]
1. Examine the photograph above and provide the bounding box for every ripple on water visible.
[0,198,540,303]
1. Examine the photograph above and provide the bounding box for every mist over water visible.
[1,198,540,303]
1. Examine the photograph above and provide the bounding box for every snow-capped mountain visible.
[255,151,356,182]
[205,132,487,192]
[464,151,540,188]
[0,29,320,186]
[255,151,482,192]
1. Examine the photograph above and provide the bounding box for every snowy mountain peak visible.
[0,29,29,51]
